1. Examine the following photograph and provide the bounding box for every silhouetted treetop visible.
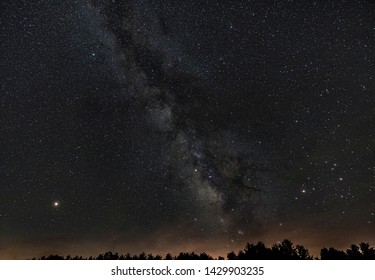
[321,242,375,260]
[33,240,374,260]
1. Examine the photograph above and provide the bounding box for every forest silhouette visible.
[34,239,374,260]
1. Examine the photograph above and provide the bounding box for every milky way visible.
[0,0,374,258]
[84,0,279,233]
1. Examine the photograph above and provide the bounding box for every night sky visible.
[1,0,374,259]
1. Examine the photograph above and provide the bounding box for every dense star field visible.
[0,0,374,259]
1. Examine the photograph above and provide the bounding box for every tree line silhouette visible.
[34,239,374,260]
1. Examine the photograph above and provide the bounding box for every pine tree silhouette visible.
[33,240,373,260]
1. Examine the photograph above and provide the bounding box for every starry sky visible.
[1,0,374,259]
